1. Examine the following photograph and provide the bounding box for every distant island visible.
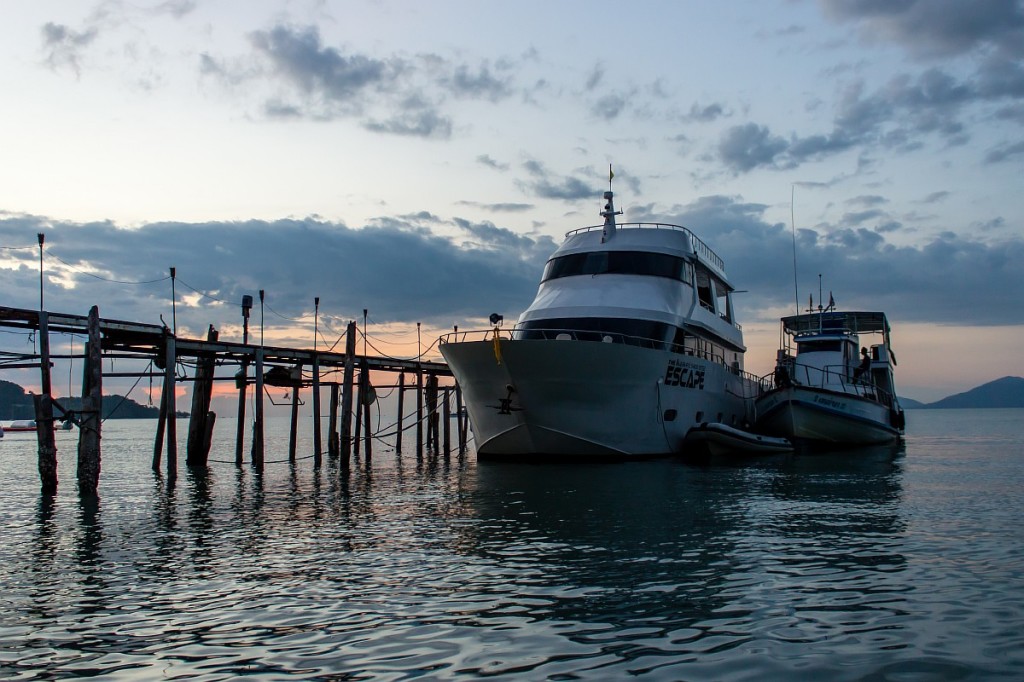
[900,376,1024,409]
[3,376,1022,421]
[0,379,187,421]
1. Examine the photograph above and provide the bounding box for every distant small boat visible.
[755,309,905,446]
[684,422,793,457]
[5,420,38,432]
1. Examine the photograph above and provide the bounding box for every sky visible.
[1,0,1023,404]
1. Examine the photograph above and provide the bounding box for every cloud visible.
[818,0,1024,59]
[476,154,509,171]
[199,24,519,137]
[40,22,98,76]
[0,211,550,337]
[628,195,1024,326]
[517,161,595,201]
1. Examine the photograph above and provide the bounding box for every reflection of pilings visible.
[77,306,102,494]
[426,374,439,454]
[34,310,57,495]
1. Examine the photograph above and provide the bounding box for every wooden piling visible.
[234,360,248,466]
[288,373,299,463]
[396,372,405,456]
[442,386,451,458]
[328,383,340,459]
[252,347,265,471]
[416,364,424,458]
[34,310,58,495]
[353,369,362,457]
[340,321,356,461]
[312,354,322,466]
[427,373,440,454]
[164,335,177,478]
[360,359,372,460]
[186,325,218,467]
[456,383,467,454]
[77,306,102,494]
[153,375,166,472]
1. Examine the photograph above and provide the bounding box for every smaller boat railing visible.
[768,359,897,408]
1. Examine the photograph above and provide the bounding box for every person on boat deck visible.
[853,347,871,382]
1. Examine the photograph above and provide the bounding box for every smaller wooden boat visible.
[4,420,38,432]
[684,422,793,457]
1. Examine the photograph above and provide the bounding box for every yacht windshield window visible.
[797,339,842,354]
[542,251,690,283]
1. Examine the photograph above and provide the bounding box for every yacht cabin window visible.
[542,251,693,284]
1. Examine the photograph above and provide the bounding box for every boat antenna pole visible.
[791,185,799,316]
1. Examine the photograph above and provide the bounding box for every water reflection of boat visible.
[441,186,761,458]
[756,310,906,447]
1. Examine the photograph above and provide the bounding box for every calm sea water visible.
[1,409,1023,680]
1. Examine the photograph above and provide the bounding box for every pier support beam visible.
[252,348,265,471]
[396,372,405,457]
[340,321,356,462]
[328,384,340,459]
[34,310,58,495]
[312,354,322,467]
[442,386,451,458]
[416,364,424,459]
[186,325,218,468]
[77,306,102,494]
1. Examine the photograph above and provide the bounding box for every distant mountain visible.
[899,396,927,409]
[1,379,181,420]
[919,376,1024,409]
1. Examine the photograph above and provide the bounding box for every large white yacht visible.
[755,309,905,446]
[439,189,761,457]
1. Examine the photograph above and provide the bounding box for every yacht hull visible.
[755,386,901,446]
[441,339,757,457]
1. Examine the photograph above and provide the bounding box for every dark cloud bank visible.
[2,197,1020,344]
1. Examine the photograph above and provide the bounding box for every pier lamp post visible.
[241,295,252,345]
[314,297,320,351]
[363,308,367,356]
[37,233,44,311]
[259,289,265,347]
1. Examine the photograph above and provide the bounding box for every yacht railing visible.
[563,222,725,273]
[439,327,761,385]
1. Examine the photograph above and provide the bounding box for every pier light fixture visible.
[489,313,503,326]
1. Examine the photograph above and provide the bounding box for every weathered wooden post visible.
[353,368,362,457]
[416,364,424,458]
[312,354,322,467]
[235,294,253,466]
[153,375,166,472]
[396,372,405,456]
[288,369,300,463]
[252,347,265,471]
[328,384,340,459]
[442,386,451,458]
[340,321,356,462]
[165,334,178,478]
[427,373,440,454]
[34,310,58,495]
[456,383,467,454]
[361,360,372,460]
[77,306,102,494]
[186,325,218,467]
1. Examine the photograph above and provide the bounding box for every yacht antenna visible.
[601,164,622,244]
[791,185,800,316]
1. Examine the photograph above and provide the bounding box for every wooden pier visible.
[0,304,465,494]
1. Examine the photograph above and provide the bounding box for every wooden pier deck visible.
[0,304,465,494]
